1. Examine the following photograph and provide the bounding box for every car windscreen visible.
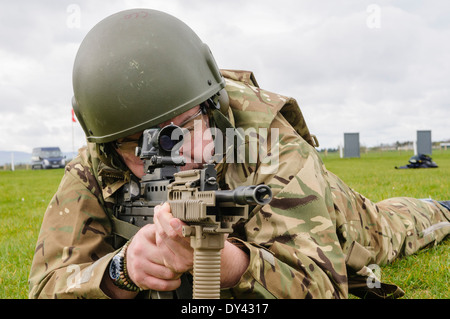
[40,149,62,158]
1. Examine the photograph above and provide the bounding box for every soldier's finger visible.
[169,218,185,237]
[137,274,181,292]
[136,223,157,243]
[127,224,166,266]
[154,203,180,240]
[131,258,181,281]
[149,229,193,274]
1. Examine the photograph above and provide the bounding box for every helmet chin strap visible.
[201,91,244,166]
[201,91,234,133]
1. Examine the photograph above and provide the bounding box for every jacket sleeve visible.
[225,113,348,299]
[28,158,116,299]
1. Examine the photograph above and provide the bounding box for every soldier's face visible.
[159,105,214,171]
[116,106,214,179]
[115,131,145,178]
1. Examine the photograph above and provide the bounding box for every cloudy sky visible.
[1,0,449,153]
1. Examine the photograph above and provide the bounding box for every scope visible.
[152,124,184,153]
[138,124,186,170]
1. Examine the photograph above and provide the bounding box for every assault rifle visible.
[114,124,272,299]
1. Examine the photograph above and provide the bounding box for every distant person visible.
[28,9,450,299]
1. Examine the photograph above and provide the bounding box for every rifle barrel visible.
[215,185,272,206]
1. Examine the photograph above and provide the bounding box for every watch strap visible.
[110,240,141,292]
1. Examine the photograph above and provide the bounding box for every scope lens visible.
[159,135,176,151]
[156,125,184,152]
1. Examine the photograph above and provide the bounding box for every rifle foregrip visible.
[192,248,221,299]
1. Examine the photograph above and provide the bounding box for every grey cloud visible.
[0,0,449,153]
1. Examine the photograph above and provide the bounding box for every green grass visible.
[0,169,63,299]
[321,150,450,202]
[0,150,448,298]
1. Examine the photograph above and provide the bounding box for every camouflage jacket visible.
[29,70,449,299]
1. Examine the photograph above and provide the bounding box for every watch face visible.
[109,255,121,281]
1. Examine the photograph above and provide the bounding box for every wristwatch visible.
[109,242,141,292]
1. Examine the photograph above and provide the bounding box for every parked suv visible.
[31,147,66,169]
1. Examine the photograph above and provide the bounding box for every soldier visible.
[28,9,449,299]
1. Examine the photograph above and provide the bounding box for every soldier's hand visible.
[126,202,193,291]
[153,202,194,272]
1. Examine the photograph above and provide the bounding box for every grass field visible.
[0,150,448,299]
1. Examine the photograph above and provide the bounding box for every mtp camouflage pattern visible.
[28,70,450,299]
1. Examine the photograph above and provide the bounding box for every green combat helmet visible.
[72,9,225,143]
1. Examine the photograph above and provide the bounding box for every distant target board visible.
[416,130,432,155]
[343,133,360,158]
